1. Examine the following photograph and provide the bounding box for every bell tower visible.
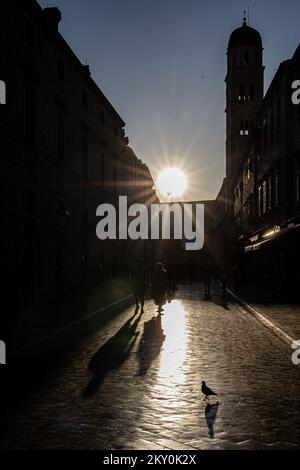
[225,13,264,212]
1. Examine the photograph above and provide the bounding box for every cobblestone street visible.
[1,284,300,450]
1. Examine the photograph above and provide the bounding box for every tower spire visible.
[243,10,247,26]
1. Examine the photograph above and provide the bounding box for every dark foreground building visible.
[214,15,300,298]
[0,0,157,347]
[234,45,300,296]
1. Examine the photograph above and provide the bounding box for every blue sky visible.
[39,0,300,201]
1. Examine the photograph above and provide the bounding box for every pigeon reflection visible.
[205,402,220,438]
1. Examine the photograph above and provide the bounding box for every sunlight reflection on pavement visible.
[1,287,300,450]
[156,300,187,393]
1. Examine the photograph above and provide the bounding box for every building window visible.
[268,175,273,210]
[247,158,253,177]
[24,18,36,53]
[258,185,263,218]
[56,113,65,163]
[240,121,244,135]
[57,58,65,84]
[238,84,246,100]
[244,50,249,65]
[82,89,88,108]
[248,198,253,217]
[249,84,255,100]
[82,135,88,178]
[263,181,267,214]
[240,121,249,136]
[296,164,300,203]
[23,82,36,144]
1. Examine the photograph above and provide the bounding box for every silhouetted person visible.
[203,259,212,297]
[130,258,148,312]
[151,262,168,313]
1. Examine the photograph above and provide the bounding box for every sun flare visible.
[157,167,187,198]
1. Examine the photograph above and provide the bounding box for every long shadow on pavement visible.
[137,313,165,376]
[82,308,142,398]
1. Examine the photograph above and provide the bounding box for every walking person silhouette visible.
[130,258,148,312]
[151,262,168,313]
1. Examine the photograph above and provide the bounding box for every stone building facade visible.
[234,45,300,295]
[0,0,157,340]
[214,16,300,296]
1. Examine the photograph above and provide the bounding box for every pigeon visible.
[202,381,217,401]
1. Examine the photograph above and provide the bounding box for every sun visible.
[157,167,187,198]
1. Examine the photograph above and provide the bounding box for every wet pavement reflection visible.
[1,285,300,450]
[154,300,188,395]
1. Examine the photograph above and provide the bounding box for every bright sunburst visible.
[157,167,187,198]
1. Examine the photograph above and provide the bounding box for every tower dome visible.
[228,17,262,50]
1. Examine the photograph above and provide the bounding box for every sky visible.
[39,0,300,201]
